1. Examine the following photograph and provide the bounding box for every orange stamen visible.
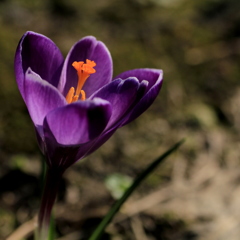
[80,90,86,100]
[72,95,79,103]
[65,59,96,103]
[66,87,75,104]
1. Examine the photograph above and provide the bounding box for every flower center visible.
[65,59,96,103]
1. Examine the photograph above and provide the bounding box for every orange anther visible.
[80,90,86,101]
[72,61,84,72]
[66,87,75,104]
[65,59,96,103]
[72,95,79,103]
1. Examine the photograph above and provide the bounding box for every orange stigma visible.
[66,59,96,103]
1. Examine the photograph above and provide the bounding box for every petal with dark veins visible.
[43,98,112,146]
[24,68,67,127]
[59,36,113,98]
[15,31,64,100]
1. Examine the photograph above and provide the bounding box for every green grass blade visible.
[48,214,55,240]
[88,139,185,240]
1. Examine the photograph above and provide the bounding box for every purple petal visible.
[59,36,113,97]
[24,68,67,127]
[75,71,162,162]
[43,98,112,146]
[90,77,140,129]
[45,130,116,168]
[35,126,45,153]
[116,69,163,126]
[15,31,64,99]
[75,128,117,161]
[44,144,81,169]
[114,68,162,91]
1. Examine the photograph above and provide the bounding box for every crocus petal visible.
[90,77,140,129]
[70,128,116,164]
[43,98,112,146]
[24,68,67,127]
[114,68,162,91]
[77,78,153,160]
[59,36,113,97]
[15,31,64,100]
[115,69,163,126]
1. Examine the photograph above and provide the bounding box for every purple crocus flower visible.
[14,31,163,238]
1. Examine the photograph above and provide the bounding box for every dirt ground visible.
[1,0,240,239]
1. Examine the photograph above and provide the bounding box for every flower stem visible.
[37,167,63,240]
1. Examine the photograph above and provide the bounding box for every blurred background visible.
[1,0,240,239]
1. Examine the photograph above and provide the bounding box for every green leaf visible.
[48,214,55,240]
[88,139,185,240]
